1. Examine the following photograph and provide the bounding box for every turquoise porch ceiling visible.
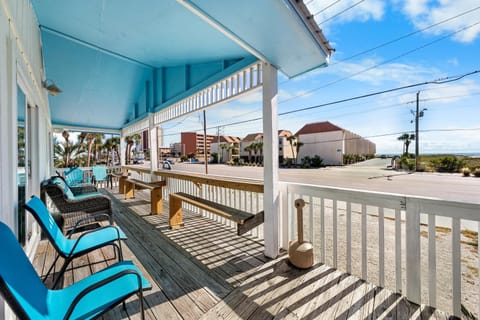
[31,0,330,130]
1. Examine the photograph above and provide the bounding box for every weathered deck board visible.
[31,188,452,320]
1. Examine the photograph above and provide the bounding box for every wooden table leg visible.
[169,195,184,229]
[124,181,135,200]
[151,187,162,214]
[119,176,128,194]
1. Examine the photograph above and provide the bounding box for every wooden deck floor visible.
[33,188,453,319]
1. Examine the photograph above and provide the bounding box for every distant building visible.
[295,121,376,165]
[240,133,263,162]
[278,130,296,163]
[181,132,217,161]
[240,130,296,163]
[210,136,241,163]
[170,142,184,157]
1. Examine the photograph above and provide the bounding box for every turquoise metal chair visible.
[0,221,151,319]
[25,196,127,289]
[64,167,85,186]
[92,166,110,188]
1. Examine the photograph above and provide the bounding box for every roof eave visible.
[285,0,334,58]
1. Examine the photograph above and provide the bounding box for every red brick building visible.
[180,132,217,160]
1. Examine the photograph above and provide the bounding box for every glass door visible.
[17,86,26,245]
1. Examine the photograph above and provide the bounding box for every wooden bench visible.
[169,192,264,235]
[124,178,166,214]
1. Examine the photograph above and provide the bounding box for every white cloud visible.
[398,0,480,43]
[323,58,440,86]
[308,0,385,29]
[420,80,480,104]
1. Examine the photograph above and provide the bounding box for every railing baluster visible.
[333,199,338,268]
[428,214,436,308]
[362,203,367,280]
[395,208,402,293]
[452,217,461,317]
[320,197,325,263]
[406,199,421,304]
[309,195,313,244]
[379,207,385,287]
[346,201,352,274]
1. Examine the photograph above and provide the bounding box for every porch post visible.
[262,62,280,258]
[149,114,158,180]
[120,129,126,167]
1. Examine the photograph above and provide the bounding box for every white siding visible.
[298,131,344,165]
[1,0,51,264]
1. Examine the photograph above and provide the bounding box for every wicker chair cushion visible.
[51,177,75,199]
[73,192,102,200]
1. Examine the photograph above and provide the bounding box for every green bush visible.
[399,155,415,170]
[473,168,480,177]
[432,156,466,172]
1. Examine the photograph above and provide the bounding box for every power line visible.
[280,20,480,104]
[331,5,480,65]
[316,0,366,25]
[278,6,479,87]
[279,70,480,116]
[161,70,480,137]
[311,0,342,17]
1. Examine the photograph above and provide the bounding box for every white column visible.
[262,62,279,258]
[149,114,158,180]
[120,129,126,166]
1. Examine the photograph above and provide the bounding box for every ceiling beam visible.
[176,0,270,64]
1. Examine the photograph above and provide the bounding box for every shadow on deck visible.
[33,188,452,319]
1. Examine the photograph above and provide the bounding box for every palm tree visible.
[244,144,253,163]
[286,135,296,160]
[251,142,259,163]
[256,141,263,163]
[104,136,119,165]
[94,134,104,163]
[54,140,81,168]
[295,141,304,165]
[227,145,234,162]
[62,130,72,167]
[397,133,415,155]
[124,133,141,164]
[219,143,228,163]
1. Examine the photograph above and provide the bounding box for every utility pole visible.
[412,91,427,171]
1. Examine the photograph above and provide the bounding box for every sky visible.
[160,0,480,155]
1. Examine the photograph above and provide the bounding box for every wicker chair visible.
[41,176,113,232]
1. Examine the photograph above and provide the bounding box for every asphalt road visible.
[160,159,480,204]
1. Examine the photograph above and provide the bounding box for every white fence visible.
[282,181,480,318]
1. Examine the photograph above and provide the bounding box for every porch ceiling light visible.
[43,79,62,96]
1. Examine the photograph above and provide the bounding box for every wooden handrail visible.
[153,170,263,193]
[122,165,263,193]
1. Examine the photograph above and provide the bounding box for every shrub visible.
[399,155,415,170]
[432,156,466,172]
[311,155,324,168]
[462,167,471,176]
[474,168,480,177]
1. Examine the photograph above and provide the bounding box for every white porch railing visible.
[127,169,265,239]
[281,181,480,318]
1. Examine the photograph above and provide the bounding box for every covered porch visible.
[34,187,450,319]
[1,0,478,319]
